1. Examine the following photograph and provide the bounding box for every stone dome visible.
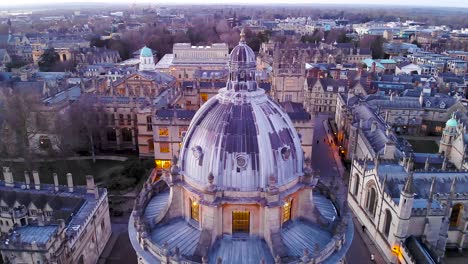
[140,46,153,57]
[178,31,304,192]
[229,29,256,68]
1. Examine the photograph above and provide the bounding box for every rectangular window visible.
[127,114,132,125]
[146,116,152,131]
[159,127,169,137]
[200,93,208,102]
[107,129,117,142]
[45,211,53,217]
[30,209,37,216]
[283,200,292,223]
[119,114,124,125]
[179,127,188,137]
[190,199,200,222]
[160,142,170,153]
[110,114,115,125]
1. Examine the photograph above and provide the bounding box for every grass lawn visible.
[4,159,128,186]
[407,139,439,153]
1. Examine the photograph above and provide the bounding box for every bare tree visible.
[64,96,104,163]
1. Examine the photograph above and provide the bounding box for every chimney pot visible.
[3,167,14,188]
[53,173,59,192]
[67,173,74,192]
[32,171,40,190]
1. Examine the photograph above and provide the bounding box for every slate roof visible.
[209,235,274,264]
[155,109,196,120]
[280,101,311,121]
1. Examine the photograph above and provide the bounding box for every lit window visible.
[159,127,169,137]
[190,199,200,222]
[160,142,170,153]
[200,93,208,102]
[283,200,292,223]
[155,160,171,169]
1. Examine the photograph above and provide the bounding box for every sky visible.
[0,0,467,8]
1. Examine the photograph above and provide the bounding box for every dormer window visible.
[440,102,446,109]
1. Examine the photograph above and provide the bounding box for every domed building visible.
[139,46,156,71]
[129,30,352,264]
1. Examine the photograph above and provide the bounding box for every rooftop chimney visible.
[32,171,40,190]
[24,171,31,189]
[53,173,59,192]
[67,173,74,192]
[2,167,14,188]
[86,175,99,199]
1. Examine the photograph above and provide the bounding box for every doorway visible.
[232,211,250,234]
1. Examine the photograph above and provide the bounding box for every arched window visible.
[190,198,199,222]
[383,209,392,237]
[353,174,360,196]
[450,204,463,228]
[366,187,378,216]
[283,199,293,223]
[62,54,67,61]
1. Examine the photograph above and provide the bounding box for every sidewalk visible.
[351,214,388,264]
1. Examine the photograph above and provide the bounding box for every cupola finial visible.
[240,28,246,43]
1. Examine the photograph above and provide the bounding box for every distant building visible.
[0,168,111,264]
[155,43,229,81]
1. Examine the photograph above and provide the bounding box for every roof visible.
[140,46,153,57]
[209,235,274,264]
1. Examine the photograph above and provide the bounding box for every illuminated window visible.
[283,200,292,223]
[190,199,200,222]
[146,116,152,131]
[450,204,463,228]
[179,127,188,137]
[155,160,171,169]
[200,93,208,102]
[160,142,170,153]
[39,136,51,150]
[159,127,169,137]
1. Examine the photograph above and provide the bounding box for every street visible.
[311,114,382,264]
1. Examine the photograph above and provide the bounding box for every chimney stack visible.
[86,175,100,199]
[2,167,14,188]
[24,171,31,189]
[67,173,74,192]
[53,173,59,192]
[32,171,40,190]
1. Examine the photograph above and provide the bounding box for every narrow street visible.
[311,114,384,264]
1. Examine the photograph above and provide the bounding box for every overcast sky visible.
[0,0,467,8]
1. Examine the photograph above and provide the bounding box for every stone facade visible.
[0,168,111,264]
[349,158,468,263]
